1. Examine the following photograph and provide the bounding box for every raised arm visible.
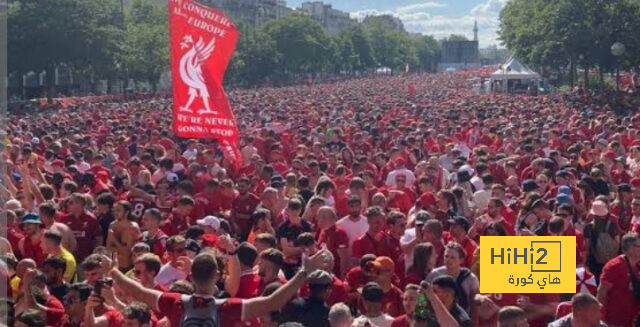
[106,256,162,311]
[241,250,330,321]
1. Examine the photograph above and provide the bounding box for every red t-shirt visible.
[317,225,349,276]
[459,237,478,268]
[232,193,261,235]
[600,255,640,327]
[382,285,405,317]
[158,293,243,327]
[391,314,410,327]
[352,232,379,259]
[345,266,371,292]
[160,214,191,237]
[59,212,100,261]
[236,270,262,299]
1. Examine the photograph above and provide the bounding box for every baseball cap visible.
[555,194,572,206]
[557,186,571,196]
[197,216,220,231]
[419,192,437,208]
[186,239,201,254]
[361,282,384,302]
[270,176,284,188]
[522,179,538,193]
[618,183,633,193]
[308,270,333,286]
[165,172,179,183]
[448,216,470,232]
[369,256,395,272]
[414,211,431,226]
[21,213,42,226]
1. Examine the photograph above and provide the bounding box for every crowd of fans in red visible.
[2,71,640,327]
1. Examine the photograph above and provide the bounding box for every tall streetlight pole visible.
[611,42,625,92]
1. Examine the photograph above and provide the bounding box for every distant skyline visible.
[287,0,508,47]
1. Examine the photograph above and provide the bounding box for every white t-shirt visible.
[352,314,394,327]
[336,215,369,255]
[182,149,198,161]
[155,262,188,288]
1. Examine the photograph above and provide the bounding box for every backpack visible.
[590,219,617,265]
[455,268,472,311]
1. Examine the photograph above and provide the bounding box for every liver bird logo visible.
[179,35,218,114]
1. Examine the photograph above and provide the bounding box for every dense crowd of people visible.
[1,71,640,327]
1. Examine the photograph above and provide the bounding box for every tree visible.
[262,14,334,75]
[227,20,280,86]
[8,0,122,98]
[442,34,469,42]
[122,0,169,90]
[362,16,407,70]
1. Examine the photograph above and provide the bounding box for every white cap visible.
[31,137,40,145]
[459,164,475,176]
[166,172,179,183]
[197,216,220,230]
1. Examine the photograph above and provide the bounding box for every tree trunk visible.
[599,66,604,86]
[584,67,589,89]
[569,59,575,88]
[45,64,56,102]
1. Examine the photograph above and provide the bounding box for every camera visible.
[94,278,113,297]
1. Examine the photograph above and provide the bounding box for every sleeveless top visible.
[180,294,221,327]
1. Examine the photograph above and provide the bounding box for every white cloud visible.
[350,0,508,47]
[397,2,447,13]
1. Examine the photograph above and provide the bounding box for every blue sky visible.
[286,0,508,47]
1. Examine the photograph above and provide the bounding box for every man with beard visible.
[18,214,46,267]
[59,193,101,263]
[232,177,260,239]
[258,248,288,294]
[41,257,69,302]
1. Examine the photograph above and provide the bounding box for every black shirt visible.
[276,220,313,245]
[49,282,70,303]
[283,296,329,327]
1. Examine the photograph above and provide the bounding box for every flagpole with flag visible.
[169,0,242,171]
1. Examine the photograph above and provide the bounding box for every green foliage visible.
[499,0,640,81]
[122,0,169,89]
[442,34,469,42]
[262,13,333,74]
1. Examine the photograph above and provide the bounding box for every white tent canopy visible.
[490,57,540,93]
[491,57,540,80]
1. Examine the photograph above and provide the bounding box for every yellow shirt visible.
[10,276,20,301]
[51,247,77,283]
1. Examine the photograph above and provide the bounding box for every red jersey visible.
[232,193,261,236]
[352,232,379,259]
[600,255,640,327]
[160,214,191,237]
[59,212,100,261]
[236,269,261,299]
[20,236,47,267]
[317,225,349,276]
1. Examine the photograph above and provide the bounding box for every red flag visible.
[169,0,242,164]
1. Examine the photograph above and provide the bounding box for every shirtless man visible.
[107,201,141,271]
[38,202,77,252]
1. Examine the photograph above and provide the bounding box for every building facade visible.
[203,0,292,26]
[298,1,355,34]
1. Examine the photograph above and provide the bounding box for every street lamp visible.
[611,42,626,92]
